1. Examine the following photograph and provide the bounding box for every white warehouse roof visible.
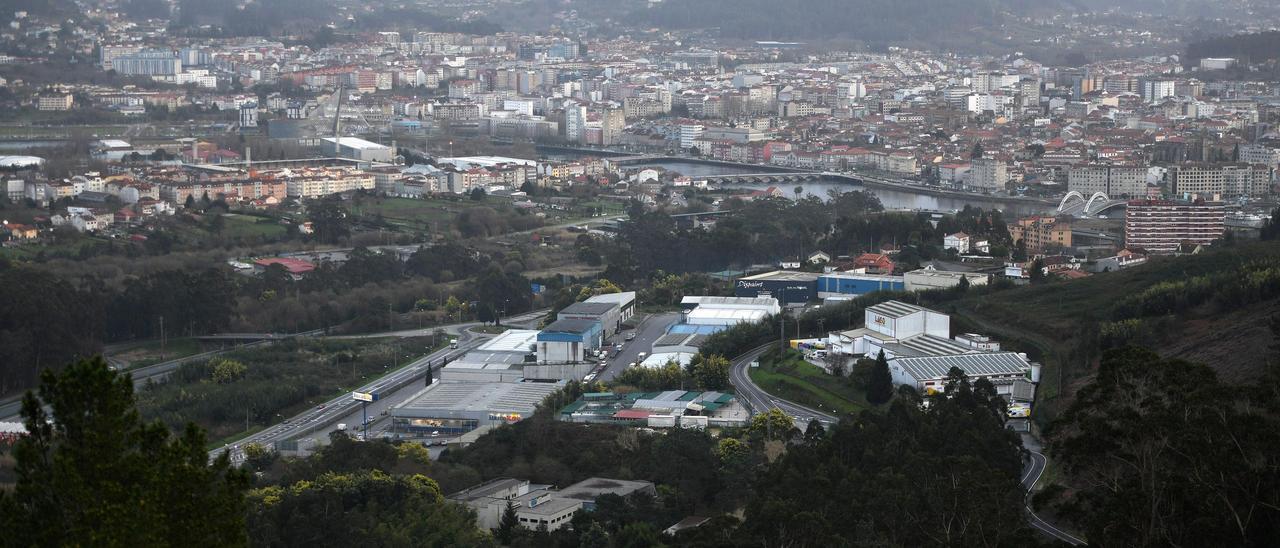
[893,352,1030,382]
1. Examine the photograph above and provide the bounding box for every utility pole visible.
[779,315,786,353]
[159,316,165,358]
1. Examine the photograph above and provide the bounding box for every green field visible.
[350,196,487,230]
[221,214,288,239]
[749,348,868,415]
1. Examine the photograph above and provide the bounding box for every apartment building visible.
[1125,199,1225,254]
[1067,164,1149,197]
[1008,216,1072,254]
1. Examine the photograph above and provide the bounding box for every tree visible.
[0,356,250,546]
[693,354,731,390]
[1046,347,1280,546]
[497,499,520,544]
[469,186,487,201]
[184,194,196,209]
[969,142,985,159]
[867,350,892,404]
[748,408,795,440]
[209,357,248,384]
[1029,257,1045,283]
[308,198,350,244]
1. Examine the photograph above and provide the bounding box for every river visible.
[633,160,1050,216]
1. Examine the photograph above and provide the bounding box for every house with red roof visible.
[253,257,316,279]
[852,252,896,274]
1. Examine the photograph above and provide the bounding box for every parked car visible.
[625,332,636,341]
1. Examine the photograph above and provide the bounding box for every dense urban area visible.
[1,0,1280,545]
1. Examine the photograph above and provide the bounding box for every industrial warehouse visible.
[559,390,749,428]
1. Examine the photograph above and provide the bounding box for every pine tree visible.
[496,499,520,544]
[867,350,893,404]
[0,356,250,546]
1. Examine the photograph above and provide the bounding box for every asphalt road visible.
[728,344,839,428]
[328,308,549,340]
[0,338,290,421]
[209,330,490,465]
[1020,433,1087,546]
[597,312,680,381]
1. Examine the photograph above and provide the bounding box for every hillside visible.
[1185,31,1280,66]
[951,240,1280,420]
[638,0,1061,50]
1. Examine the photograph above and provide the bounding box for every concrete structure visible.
[968,157,1007,191]
[537,319,603,363]
[557,301,622,338]
[1124,199,1225,255]
[320,137,394,162]
[559,390,749,428]
[1008,216,1072,254]
[585,291,636,328]
[449,477,655,532]
[389,381,562,436]
[904,267,990,292]
[37,93,74,111]
[943,232,971,253]
[1068,165,1149,198]
[440,330,539,383]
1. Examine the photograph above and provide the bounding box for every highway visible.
[728,344,839,428]
[209,329,491,465]
[1020,433,1087,546]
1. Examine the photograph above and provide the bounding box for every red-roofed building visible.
[852,253,895,274]
[613,409,651,421]
[253,257,316,279]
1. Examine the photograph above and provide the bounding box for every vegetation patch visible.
[749,348,868,415]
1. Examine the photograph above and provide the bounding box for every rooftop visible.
[866,300,936,319]
[394,381,562,416]
[558,302,619,316]
[320,136,390,150]
[584,291,637,305]
[541,318,600,334]
[738,270,821,282]
[893,352,1031,381]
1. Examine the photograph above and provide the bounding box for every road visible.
[209,330,491,465]
[328,308,549,340]
[728,344,839,428]
[0,338,288,421]
[1020,433,1087,546]
[597,312,680,381]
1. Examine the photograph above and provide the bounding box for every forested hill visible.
[1185,31,1280,66]
[638,0,1060,48]
[951,237,1280,419]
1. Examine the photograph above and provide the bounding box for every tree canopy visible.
[0,356,250,546]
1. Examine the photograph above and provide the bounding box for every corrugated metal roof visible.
[894,352,1031,381]
[866,300,935,319]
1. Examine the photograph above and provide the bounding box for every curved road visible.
[1020,433,1087,545]
[728,344,839,428]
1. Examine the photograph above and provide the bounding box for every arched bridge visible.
[1056,191,1127,217]
[702,172,826,184]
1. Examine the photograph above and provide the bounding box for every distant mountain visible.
[637,0,1064,49]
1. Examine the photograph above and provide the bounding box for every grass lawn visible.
[350,196,493,230]
[221,214,287,239]
[749,348,869,416]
